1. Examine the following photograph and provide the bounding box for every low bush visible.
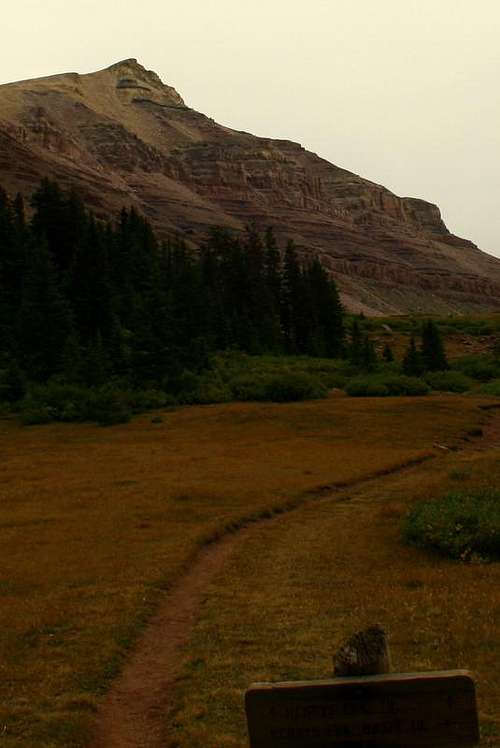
[85,387,132,426]
[425,370,473,393]
[126,388,175,412]
[19,382,175,426]
[231,372,328,402]
[453,355,500,382]
[383,375,429,396]
[346,374,429,397]
[21,383,91,423]
[345,378,389,397]
[402,490,500,561]
[162,369,200,396]
[21,406,54,426]
[478,379,500,397]
[183,381,233,405]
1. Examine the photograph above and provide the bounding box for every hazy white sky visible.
[2,0,500,256]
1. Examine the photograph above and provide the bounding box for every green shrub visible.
[21,406,54,426]
[478,379,500,397]
[262,372,328,402]
[230,375,267,401]
[184,382,232,405]
[21,383,91,423]
[426,370,473,393]
[316,371,349,389]
[402,490,500,561]
[346,374,429,397]
[86,387,132,426]
[345,378,389,397]
[231,372,328,402]
[19,381,177,425]
[383,375,429,396]
[453,355,500,382]
[162,369,200,396]
[126,389,174,412]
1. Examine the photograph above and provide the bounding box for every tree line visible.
[0,179,345,395]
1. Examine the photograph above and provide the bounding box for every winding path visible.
[89,408,500,748]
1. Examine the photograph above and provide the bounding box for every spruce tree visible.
[361,334,377,371]
[18,239,72,380]
[281,241,303,353]
[348,319,363,367]
[305,258,344,357]
[0,354,26,403]
[421,320,448,371]
[402,334,423,376]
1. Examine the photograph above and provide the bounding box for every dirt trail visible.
[89,409,500,748]
[90,536,238,748]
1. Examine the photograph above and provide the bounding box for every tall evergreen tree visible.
[348,318,363,366]
[361,334,378,371]
[18,239,72,380]
[402,333,423,376]
[421,320,448,371]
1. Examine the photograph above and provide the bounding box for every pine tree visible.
[31,179,86,273]
[0,354,26,403]
[348,319,363,366]
[83,333,110,387]
[62,331,85,383]
[421,320,448,371]
[361,334,377,371]
[305,258,344,357]
[18,239,72,380]
[402,334,423,376]
[0,189,26,354]
[281,241,303,353]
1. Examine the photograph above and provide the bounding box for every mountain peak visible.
[107,57,139,68]
[1,60,499,314]
[97,58,185,107]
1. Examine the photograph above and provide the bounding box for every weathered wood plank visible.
[245,670,479,747]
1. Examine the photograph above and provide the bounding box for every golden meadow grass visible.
[170,440,500,747]
[0,394,494,745]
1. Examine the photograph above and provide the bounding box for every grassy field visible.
[170,432,500,747]
[0,394,495,746]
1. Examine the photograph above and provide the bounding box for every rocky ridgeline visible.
[1,58,499,314]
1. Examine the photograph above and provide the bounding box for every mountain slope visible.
[1,58,500,314]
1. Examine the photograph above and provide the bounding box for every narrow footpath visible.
[89,408,500,748]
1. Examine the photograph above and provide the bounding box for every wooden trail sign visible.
[245,670,479,747]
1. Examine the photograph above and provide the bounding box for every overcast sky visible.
[2,0,499,256]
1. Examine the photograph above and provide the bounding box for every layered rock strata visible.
[1,58,499,314]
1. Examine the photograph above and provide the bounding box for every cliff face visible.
[1,58,500,314]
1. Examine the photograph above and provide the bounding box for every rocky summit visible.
[1,58,500,314]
